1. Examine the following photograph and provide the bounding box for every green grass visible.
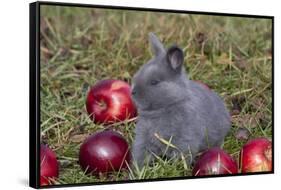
[40,5,272,185]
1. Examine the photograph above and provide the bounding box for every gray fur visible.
[131,33,231,167]
[149,32,166,56]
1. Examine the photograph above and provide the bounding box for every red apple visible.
[194,80,210,90]
[40,144,59,186]
[240,138,272,173]
[192,148,238,176]
[86,79,137,125]
[79,130,131,175]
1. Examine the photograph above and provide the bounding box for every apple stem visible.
[97,100,107,110]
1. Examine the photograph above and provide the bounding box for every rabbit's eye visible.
[150,79,160,85]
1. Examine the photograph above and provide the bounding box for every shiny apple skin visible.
[86,79,137,125]
[40,144,59,186]
[79,130,131,175]
[240,138,272,173]
[192,148,238,176]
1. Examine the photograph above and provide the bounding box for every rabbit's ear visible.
[166,45,184,71]
[149,32,165,56]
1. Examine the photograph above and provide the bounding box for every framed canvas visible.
[29,1,274,188]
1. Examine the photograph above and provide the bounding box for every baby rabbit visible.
[131,33,231,167]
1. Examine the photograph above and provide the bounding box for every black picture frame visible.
[30,1,274,189]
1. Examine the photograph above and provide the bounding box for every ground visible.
[40,5,272,185]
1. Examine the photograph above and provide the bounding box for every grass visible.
[40,5,272,185]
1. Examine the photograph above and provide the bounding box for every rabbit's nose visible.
[131,89,136,95]
[131,85,136,95]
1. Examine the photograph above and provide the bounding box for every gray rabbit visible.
[131,33,231,167]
